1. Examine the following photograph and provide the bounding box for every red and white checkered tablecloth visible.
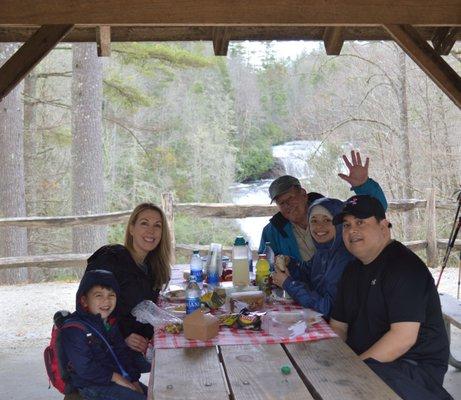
[152,302,337,349]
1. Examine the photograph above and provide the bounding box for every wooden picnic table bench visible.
[148,336,400,400]
[440,292,461,369]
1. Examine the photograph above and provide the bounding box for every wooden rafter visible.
[212,27,230,56]
[96,25,111,57]
[383,24,461,108]
[1,0,460,25]
[432,27,459,55]
[0,26,457,43]
[323,27,344,55]
[0,24,73,101]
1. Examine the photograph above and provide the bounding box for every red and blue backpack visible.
[44,310,86,394]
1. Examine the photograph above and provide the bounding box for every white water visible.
[230,140,321,249]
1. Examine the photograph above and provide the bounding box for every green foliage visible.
[108,223,126,244]
[262,122,287,144]
[235,142,274,182]
[113,43,212,69]
[103,76,152,110]
[175,214,240,247]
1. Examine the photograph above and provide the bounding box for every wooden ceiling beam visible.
[432,27,459,55]
[96,25,111,57]
[1,1,460,25]
[323,27,344,55]
[0,26,457,43]
[0,24,73,101]
[383,24,461,108]
[212,27,230,56]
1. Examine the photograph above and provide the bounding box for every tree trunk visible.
[71,43,107,255]
[396,49,414,240]
[0,43,28,284]
[23,72,39,281]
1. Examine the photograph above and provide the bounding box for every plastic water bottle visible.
[186,276,201,314]
[264,242,275,272]
[190,250,203,288]
[207,249,220,288]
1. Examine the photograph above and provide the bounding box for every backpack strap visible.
[64,318,130,380]
[62,321,86,331]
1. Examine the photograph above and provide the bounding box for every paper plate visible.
[162,289,186,302]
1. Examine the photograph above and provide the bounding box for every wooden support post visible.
[323,27,344,55]
[383,24,461,109]
[161,192,176,263]
[0,24,73,100]
[431,27,459,56]
[212,27,230,56]
[425,188,438,268]
[97,26,111,57]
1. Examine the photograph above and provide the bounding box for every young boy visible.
[61,269,147,400]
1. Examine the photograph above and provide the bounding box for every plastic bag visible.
[131,300,182,330]
[261,309,322,338]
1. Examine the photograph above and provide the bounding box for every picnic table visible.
[147,265,400,400]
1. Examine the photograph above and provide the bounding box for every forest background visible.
[0,40,460,284]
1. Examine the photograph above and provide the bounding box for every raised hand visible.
[338,150,369,187]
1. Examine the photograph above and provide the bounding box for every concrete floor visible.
[0,330,459,400]
[0,342,150,400]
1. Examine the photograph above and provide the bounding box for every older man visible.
[330,195,452,400]
[259,151,387,262]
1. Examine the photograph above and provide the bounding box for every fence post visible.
[161,192,176,263]
[425,188,437,268]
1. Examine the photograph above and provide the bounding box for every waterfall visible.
[272,140,321,179]
[230,140,321,248]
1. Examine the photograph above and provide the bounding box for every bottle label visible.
[186,297,201,314]
[190,268,203,283]
[207,272,220,286]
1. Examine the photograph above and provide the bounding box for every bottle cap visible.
[281,365,291,375]
[234,236,246,246]
[258,254,267,259]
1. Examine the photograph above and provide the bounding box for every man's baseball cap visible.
[332,195,386,225]
[269,175,301,202]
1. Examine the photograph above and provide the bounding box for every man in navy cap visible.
[330,195,452,400]
[259,151,387,262]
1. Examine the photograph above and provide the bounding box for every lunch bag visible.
[44,310,85,394]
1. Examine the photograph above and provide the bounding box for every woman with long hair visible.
[86,203,172,368]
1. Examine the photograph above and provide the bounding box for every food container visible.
[229,290,265,312]
[183,310,219,340]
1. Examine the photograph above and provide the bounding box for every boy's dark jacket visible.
[86,244,159,340]
[61,270,140,389]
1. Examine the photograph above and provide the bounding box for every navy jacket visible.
[282,198,354,316]
[259,178,388,262]
[61,270,140,389]
[86,244,159,340]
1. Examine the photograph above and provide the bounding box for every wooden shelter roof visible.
[0,0,460,106]
[0,26,460,44]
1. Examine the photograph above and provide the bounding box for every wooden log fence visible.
[0,189,459,270]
